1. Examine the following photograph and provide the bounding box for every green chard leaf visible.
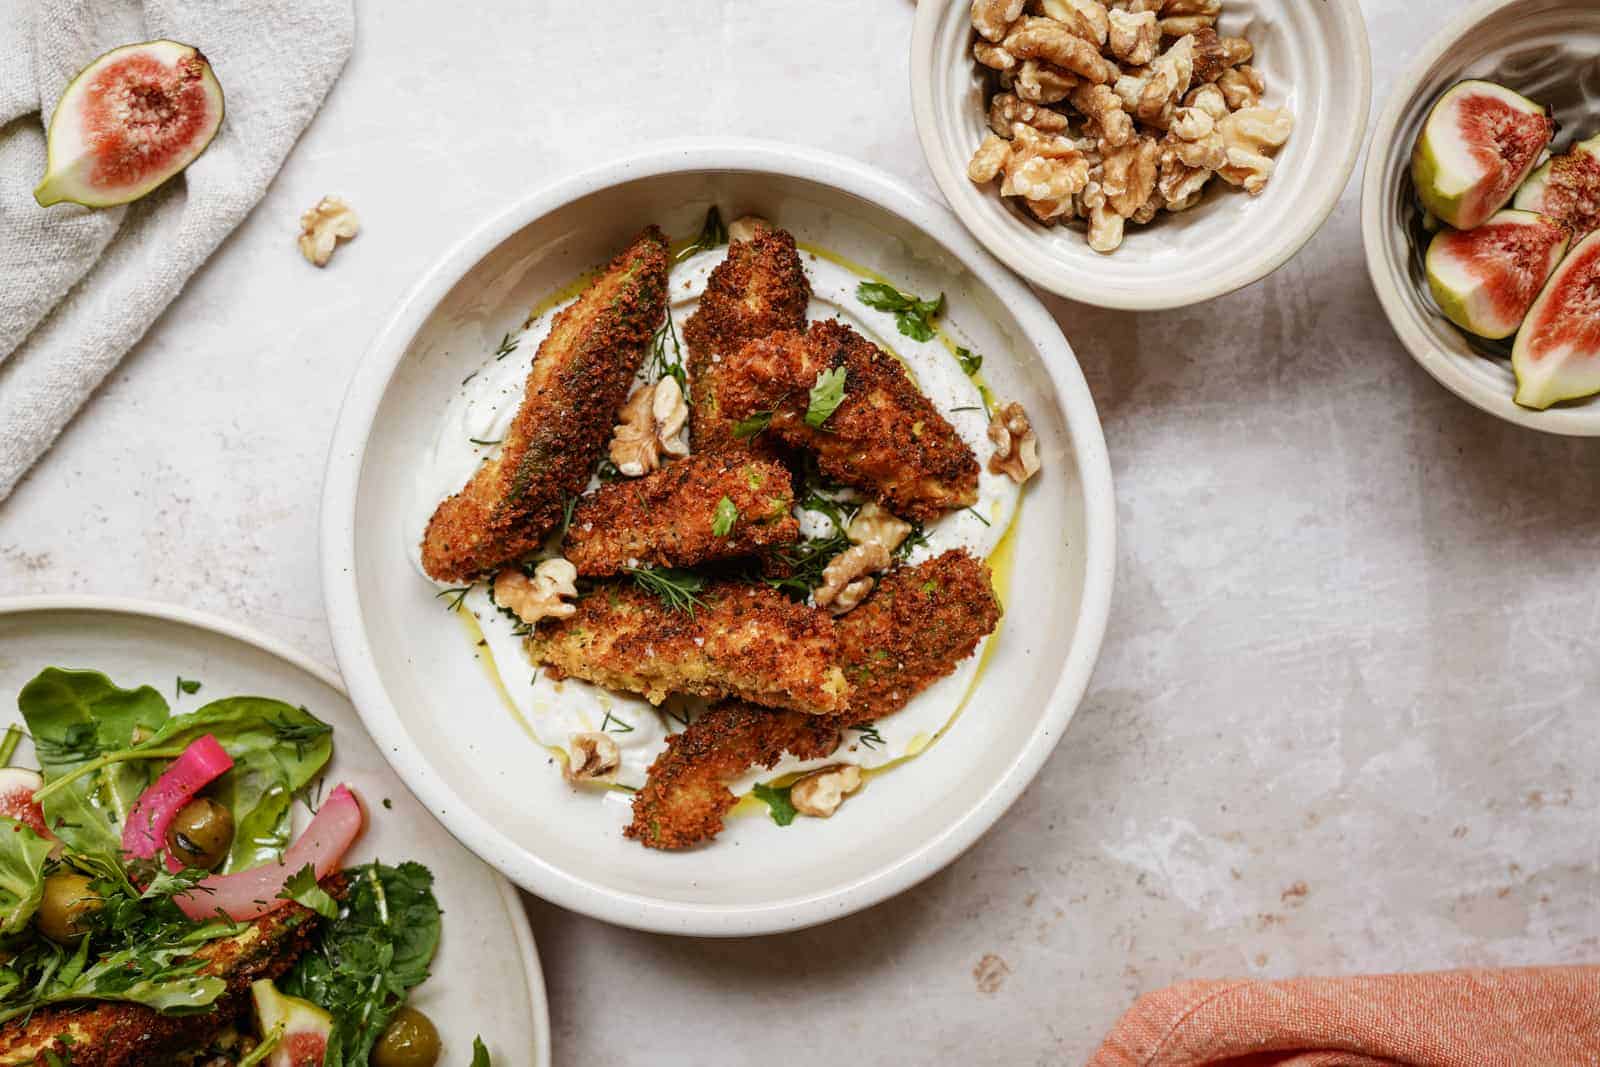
[751,783,797,827]
[711,496,738,537]
[282,862,442,1066]
[0,818,53,934]
[805,367,847,429]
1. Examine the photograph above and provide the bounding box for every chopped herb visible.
[381,797,393,810]
[751,782,797,826]
[920,579,940,594]
[711,496,738,537]
[966,506,992,527]
[469,437,503,447]
[805,367,847,429]
[950,405,983,413]
[558,494,579,541]
[851,722,886,750]
[596,458,623,483]
[626,566,708,615]
[600,711,635,734]
[732,411,773,439]
[175,677,201,697]
[493,332,519,360]
[894,519,928,560]
[855,281,945,342]
[648,311,688,393]
[471,1037,493,1067]
[673,206,728,264]
[278,863,339,919]
[435,587,471,612]
[955,346,983,375]
[461,370,479,386]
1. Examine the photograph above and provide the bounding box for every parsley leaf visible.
[471,1037,493,1067]
[711,496,738,537]
[751,783,797,827]
[732,411,773,439]
[805,367,847,429]
[955,346,983,375]
[855,281,944,342]
[278,864,339,919]
[175,677,202,697]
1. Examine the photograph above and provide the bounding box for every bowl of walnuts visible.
[911,0,1372,310]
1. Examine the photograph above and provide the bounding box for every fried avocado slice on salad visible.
[683,219,812,455]
[716,320,980,522]
[422,226,671,583]
[526,579,851,713]
[626,701,841,850]
[562,453,800,576]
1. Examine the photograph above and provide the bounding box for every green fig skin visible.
[1425,209,1569,340]
[1412,80,1553,231]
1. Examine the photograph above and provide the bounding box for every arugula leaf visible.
[805,368,847,429]
[732,411,772,440]
[955,346,982,375]
[283,863,442,1066]
[855,281,944,342]
[0,818,52,934]
[751,783,796,827]
[20,668,172,853]
[279,864,339,920]
[471,1037,493,1066]
[711,496,738,537]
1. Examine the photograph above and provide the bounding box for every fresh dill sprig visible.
[966,506,992,527]
[493,332,519,360]
[648,311,688,394]
[469,437,503,447]
[851,722,885,750]
[626,566,708,614]
[600,711,635,734]
[435,587,471,611]
[673,206,728,265]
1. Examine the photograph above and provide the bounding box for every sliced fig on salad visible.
[252,979,335,1067]
[34,39,224,209]
[1426,209,1570,340]
[1513,229,1600,409]
[1514,132,1600,242]
[1412,80,1555,231]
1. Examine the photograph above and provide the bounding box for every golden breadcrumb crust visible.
[626,702,840,850]
[421,228,670,582]
[683,225,811,455]
[563,454,799,576]
[837,549,1001,718]
[527,581,850,713]
[717,320,980,521]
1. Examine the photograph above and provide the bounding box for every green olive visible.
[35,872,100,943]
[165,796,234,870]
[372,1007,441,1067]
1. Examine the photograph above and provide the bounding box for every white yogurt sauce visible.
[409,243,1019,799]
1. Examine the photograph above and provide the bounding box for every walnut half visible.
[609,378,689,477]
[493,558,579,628]
[298,196,359,267]
[814,541,892,616]
[565,732,620,783]
[988,402,1041,484]
[790,764,864,818]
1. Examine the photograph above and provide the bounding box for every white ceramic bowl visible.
[321,140,1115,936]
[1361,0,1600,436]
[911,0,1372,309]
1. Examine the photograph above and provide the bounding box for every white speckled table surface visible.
[3,1,1597,1063]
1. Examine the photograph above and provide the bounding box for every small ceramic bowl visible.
[910,0,1371,310]
[321,140,1116,936]
[1362,0,1600,435]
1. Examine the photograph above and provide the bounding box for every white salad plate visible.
[1361,0,1600,435]
[0,596,550,1066]
[321,140,1116,937]
[910,0,1372,309]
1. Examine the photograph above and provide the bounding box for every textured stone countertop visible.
[2,1,1596,1063]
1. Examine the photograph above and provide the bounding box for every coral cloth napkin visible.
[0,0,354,502]
[1088,966,1600,1066]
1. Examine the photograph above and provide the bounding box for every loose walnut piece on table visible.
[1217,106,1294,195]
[988,402,1041,485]
[790,764,864,818]
[565,732,621,783]
[298,196,358,267]
[814,541,893,616]
[608,377,689,477]
[494,558,579,627]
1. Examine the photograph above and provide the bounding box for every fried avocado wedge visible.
[683,219,811,454]
[563,453,799,576]
[421,227,670,582]
[527,580,850,713]
[717,320,980,522]
[626,701,841,850]
[836,550,1001,719]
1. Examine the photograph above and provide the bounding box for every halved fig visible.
[251,979,334,1067]
[1513,229,1600,409]
[0,768,50,840]
[34,39,224,209]
[1426,209,1570,339]
[1514,132,1600,242]
[1412,80,1554,231]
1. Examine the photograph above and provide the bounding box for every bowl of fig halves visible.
[1364,0,1600,435]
